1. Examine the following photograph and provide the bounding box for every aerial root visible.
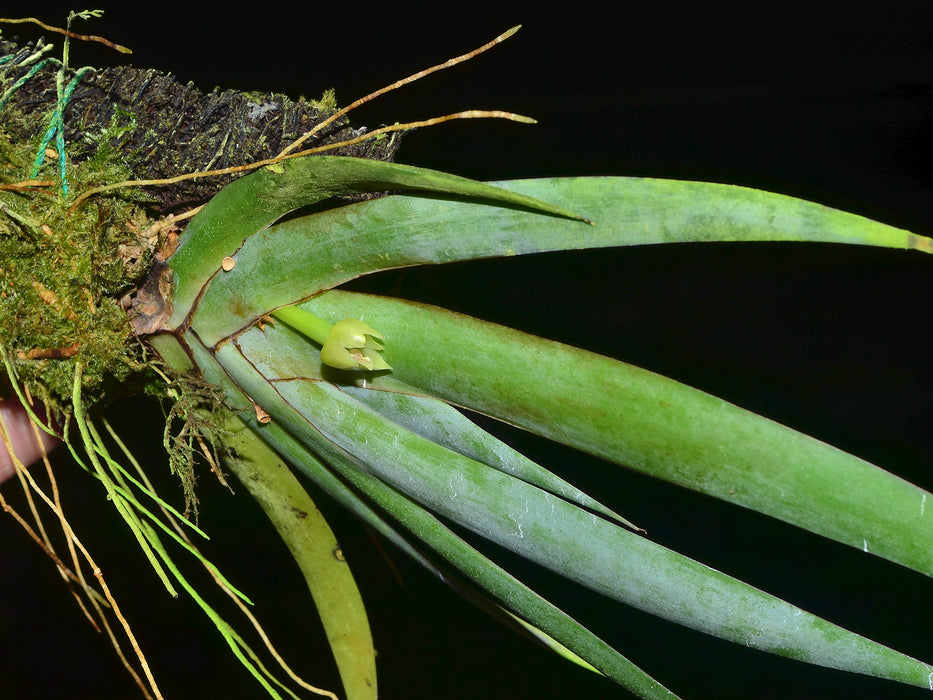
[0,16,132,54]
[69,25,528,215]
[0,391,162,700]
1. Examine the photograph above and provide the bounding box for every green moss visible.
[0,122,235,515]
[0,122,158,408]
[310,88,337,111]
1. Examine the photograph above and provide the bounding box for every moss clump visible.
[0,121,234,514]
[0,122,162,412]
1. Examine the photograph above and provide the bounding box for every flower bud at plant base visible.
[320,319,390,371]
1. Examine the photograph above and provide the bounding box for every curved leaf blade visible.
[215,374,678,699]
[230,316,636,529]
[303,290,933,576]
[221,415,376,700]
[340,384,640,530]
[166,158,585,329]
[192,176,930,346]
[211,330,933,689]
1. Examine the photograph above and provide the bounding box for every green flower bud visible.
[320,319,391,371]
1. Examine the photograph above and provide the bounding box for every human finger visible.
[0,399,60,484]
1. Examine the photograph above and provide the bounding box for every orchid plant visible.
[0,13,929,700]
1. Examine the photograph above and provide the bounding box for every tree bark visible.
[0,38,402,213]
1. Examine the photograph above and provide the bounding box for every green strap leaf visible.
[221,414,376,700]
[182,319,673,697]
[341,384,639,530]
[302,290,933,577]
[210,328,932,690]
[230,315,636,530]
[210,348,680,699]
[190,176,930,346]
[166,157,586,329]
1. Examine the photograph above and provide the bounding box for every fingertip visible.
[0,399,60,483]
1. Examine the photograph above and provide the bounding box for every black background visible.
[0,3,930,699]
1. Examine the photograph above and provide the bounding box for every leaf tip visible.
[907,232,932,254]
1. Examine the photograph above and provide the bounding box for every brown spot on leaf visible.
[254,404,271,424]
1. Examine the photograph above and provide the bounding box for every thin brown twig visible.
[297,110,536,155]
[0,482,154,698]
[218,578,339,700]
[38,422,105,628]
[20,400,91,612]
[89,564,161,700]
[0,489,87,592]
[0,17,131,53]
[69,26,527,216]
[10,387,55,549]
[1,429,114,612]
[31,416,82,578]
[277,25,522,157]
[0,180,55,191]
[69,109,532,213]
[0,421,106,634]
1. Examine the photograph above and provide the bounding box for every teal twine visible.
[30,66,91,196]
[0,58,51,113]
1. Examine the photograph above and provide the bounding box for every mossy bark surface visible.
[0,38,402,212]
[0,37,400,407]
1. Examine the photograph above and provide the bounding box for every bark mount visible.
[0,38,402,213]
